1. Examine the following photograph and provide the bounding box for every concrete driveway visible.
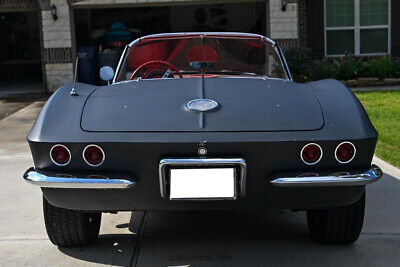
[0,92,46,120]
[0,103,399,266]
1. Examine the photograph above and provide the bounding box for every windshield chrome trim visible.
[127,32,276,47]
[112,45,128,84]
[274,43,293,81]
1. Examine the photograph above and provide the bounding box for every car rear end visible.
[26,77,382,211]
[26,131,380,211]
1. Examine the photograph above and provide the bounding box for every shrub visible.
[332,52,364,80]
[313,58,338,80]
[357,58,371,77]
[368,56,396,79]
[285,48,400,81]
[285,47,313,83]
[394,58,400,78]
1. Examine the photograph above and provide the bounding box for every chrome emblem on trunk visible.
[186,99,219,112]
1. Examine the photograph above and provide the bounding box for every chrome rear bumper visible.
[271,165,383,187]
[23,168,135,189]
[24,164,382,190]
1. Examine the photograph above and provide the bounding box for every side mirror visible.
[100,66,115,84]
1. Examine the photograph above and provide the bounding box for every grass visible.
[354,90,400,168]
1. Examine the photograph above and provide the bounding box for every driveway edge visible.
[373,156,400,180]
[0,102,43,124]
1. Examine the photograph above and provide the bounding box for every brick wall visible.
[269,0,299,77]
[40,0,74,92]
[274,38,299,52]
[45,63,74,88]
[298,0,307,47]
[0,0,38,12]
[304,0,325,58]
[269,0,298,40]
[42,1,72,48]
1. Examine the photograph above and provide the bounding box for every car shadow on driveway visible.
[58,209,312,266]
[56,173,400,267]
[59,234,135,266]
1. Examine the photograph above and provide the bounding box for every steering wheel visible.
[130,60,183,80]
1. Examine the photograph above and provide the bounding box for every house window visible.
[325,0,390,56]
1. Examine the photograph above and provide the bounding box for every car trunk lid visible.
[81,78,324,132]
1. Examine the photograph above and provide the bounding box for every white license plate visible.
[169,168,235,200]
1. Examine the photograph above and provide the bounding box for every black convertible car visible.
[24,32,382,247]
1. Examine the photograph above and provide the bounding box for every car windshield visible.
[115,33,288,82]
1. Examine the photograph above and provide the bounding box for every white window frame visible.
[324,0,391,57]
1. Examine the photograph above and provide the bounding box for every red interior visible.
[187,45,218,63]
[127,39,188,69]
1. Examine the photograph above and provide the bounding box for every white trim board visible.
[324,0,391,56]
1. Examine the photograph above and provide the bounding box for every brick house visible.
[0,0,398,92]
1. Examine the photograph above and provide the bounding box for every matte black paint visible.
[28,79,377,143]
[81,78,324,132]
[28,78,378,211]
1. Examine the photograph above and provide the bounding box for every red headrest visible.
[127,41,169,69]
[187,45,218,63]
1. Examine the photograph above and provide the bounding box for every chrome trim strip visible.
[271,165,383,187]
[335,141,357,164]
[128,32,275,47]
[300,143,323,166]
[82,144,105,167]
[159,158,247,199]
[273,43,293,81]
[49,144,71,167]
[112,45,128,84]
[23,169,135,189]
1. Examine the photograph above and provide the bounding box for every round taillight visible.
[50,145,71,166]
[83,145,105,167]
[301,143,322,165]
[335,142,356,164]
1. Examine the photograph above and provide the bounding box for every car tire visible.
[306,191,365,244]
[43,196,101,247]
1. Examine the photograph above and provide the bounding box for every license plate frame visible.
[159,158,247,200]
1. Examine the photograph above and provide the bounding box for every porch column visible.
[39,0,74,92]
[269,0,299,51]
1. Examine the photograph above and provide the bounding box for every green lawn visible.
[354,90,400,168]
